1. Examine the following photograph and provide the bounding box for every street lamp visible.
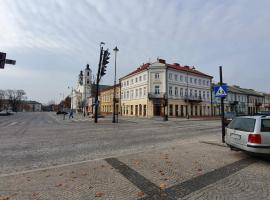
[112,46,119,123]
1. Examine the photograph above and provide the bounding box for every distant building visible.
[99,84,120,115]
[262,93,270,111]
[71,64,92,113]
[87,84,112,115]
[119,58,213,118]
[212,85,264,115]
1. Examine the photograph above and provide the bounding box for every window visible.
[190,89,193,96]
[203,91,205,99]
[180,75,183,81]
[185,88,188,96]
[124,82,126,86]
[87,72,89,76]
[207,91,210,99]
[195,90,197,97]
[127,81,129,86]
[87,79,89,84]
[139,76,142,82]
[155,86,160,94]
[131,90,134,99]
[169,73,172,80]
[228,118,256,132]
[185,76,188,83]
[180,88,183,96]
[199,79,201,85]
[143,74,146,81]
[135,77,138,83]
[135,89,138,97]
[174,74,178,81]
[261,119,270,132]
[143,87,146,96]
[169,86,173,96]
[194,79,197,84]
[203,80,206,85]
[131,79,134,84]
[190,77,193,83]
[155,73,160,79]
[139,88,142,97]
[207,81,209,86]
[127,91,129,99]
[175,87,178,96]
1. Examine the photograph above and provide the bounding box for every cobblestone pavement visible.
[1,113,270,200]
[0,140,270,200]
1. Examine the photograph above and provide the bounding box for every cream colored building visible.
[120,59,213,118]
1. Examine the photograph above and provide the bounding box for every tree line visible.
[0,89,27,112]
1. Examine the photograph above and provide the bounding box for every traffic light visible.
[0,52,6,69]
[101,49,110,77]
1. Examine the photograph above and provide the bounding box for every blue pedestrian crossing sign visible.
[214,85,228,98]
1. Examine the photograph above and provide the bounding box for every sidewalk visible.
[1,139,269,200]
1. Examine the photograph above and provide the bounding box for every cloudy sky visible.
[0,0,269,104]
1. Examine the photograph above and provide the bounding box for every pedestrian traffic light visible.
[101,49,110,77]
[0,52,6,69]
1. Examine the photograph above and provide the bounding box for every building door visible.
[154,104,161,116]
[143,105,146,116]
[181,105,184,117]
[195,106,198,116]
[135,105,138,116]
[175,105,179,117]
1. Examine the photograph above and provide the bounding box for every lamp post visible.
[112,46,119,123]
[68,86,73,110]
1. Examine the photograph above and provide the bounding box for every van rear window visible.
[261,119,270,132]
[228,118,256,132]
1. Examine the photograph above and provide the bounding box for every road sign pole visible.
[219,66,225,143]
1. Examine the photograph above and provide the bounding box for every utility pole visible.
[112,46,119,123]
[94,42,110,123]
[220,66,226,143]
[94,43,104,123]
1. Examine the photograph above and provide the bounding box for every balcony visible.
[184,95,202,103]
[229,101,239,105]
[148,92,167,99]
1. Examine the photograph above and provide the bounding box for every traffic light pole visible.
[94,46,103,123]
[220,66,225,143]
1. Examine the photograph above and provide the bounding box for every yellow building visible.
[99,84,120,115]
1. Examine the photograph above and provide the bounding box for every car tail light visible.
[248,134,261,144]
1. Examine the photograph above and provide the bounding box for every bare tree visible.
[6,89,26,112]
[0,90,5,110]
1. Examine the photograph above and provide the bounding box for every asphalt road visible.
[0,112,221,175]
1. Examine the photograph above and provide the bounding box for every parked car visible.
[254,111,270,116]
[226,116,270,155]
[56,111,68,115]
[224,112,236,126]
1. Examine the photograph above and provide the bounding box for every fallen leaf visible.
[137,191,144,197]
[59,173,63,176]
[95,192,103,197]
[0,197,9,200]
[159,183,166,190]
[55,183,63,187]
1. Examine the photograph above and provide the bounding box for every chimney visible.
[158,59,166,64]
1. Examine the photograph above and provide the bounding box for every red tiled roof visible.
[121,63,150,79]
[120,59,213,79]
[167,64,213,79]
